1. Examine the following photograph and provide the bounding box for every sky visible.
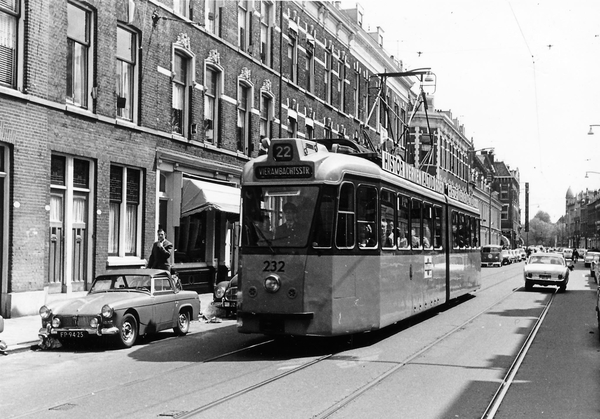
[341,0,600,223]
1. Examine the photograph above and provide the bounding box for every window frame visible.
[204,64,222,145]
[66,1,94,108]
[116,24,138,122]
[237,80,253,155]
[108,165,143,259]
[0,0,22,89]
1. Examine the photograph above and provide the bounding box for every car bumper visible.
[525,278,568,287]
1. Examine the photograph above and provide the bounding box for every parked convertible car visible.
[524,253,573,292]
[39,269,200,348]
[213,274,238,317]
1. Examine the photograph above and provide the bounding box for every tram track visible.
[172,270,549,419]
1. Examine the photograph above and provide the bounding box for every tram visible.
[237,138,481,337]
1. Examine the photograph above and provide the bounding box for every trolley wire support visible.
[363,68,436,164]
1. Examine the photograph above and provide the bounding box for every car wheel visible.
[559,284,567,293]
[525,283,533,291]
[118,314,138,348]
[174,310,190,336]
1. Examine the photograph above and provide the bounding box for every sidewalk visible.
[0,293,216,354]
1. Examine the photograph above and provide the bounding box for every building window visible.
[288,35,298,84]
[109,165,142,257]
[259,1,272,66]
[324,49,332,104]
[0,0,20,88]
[204,66,220,144]
[206,0,221,36]
[238,1,252,53]
[339,56,346,113]
[353,68,360,119]
[287,115,297,138]
[67,2,92,107]
[237,83,251,154]
[260,92,273,140]
[116,26,137,121]
[305,50,314,93]
[173,0,189,18]
[172,50,190,136]
[306,124,314,140]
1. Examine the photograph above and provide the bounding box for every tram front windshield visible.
[242,186,320,248]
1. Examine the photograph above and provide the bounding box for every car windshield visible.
[482,247,500,253]
[529,256,563,265]
[90,275,153,293]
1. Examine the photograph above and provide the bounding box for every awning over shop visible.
[501,235,511,247]
[181,178,240,216]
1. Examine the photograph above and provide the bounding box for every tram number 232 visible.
[263,260,285,272]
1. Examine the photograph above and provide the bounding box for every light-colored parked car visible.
[591,254,600,282]
[39,269,200,348]
[524,253,573,292]
[500,249,512,265]
[517,248,527,261]
[584,250,600,268]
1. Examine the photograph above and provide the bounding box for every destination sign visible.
[255,165,313,179]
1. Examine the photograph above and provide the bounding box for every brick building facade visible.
[0,0,507,317]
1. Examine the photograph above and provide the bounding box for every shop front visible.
[156,150,242,295]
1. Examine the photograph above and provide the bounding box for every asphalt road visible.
[1,261,597,419]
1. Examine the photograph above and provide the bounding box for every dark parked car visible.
[39,269,200,348]
[481,245,502,267]
[213,274,238,316]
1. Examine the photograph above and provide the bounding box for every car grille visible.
[56,315,98,328]
[224,286,237,302]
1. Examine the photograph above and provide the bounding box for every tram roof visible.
[243,138,478,213]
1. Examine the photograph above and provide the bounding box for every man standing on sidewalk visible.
[147,228,173,271]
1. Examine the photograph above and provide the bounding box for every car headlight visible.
[526,273,532,279]
[39,305,52,320]
[51,317,61,328]
[101,304,114,319]
[558,274,564,280]
[90,317,99,328]
[214,286,226,299]
[264,275,281,293]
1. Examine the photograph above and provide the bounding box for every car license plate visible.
[58,331,87,338]
[539,274,551,279]
[223,301,236,308]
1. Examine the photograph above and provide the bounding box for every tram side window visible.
[471,216,480,248]
[336,182,355,248]
[313,186,336,248]
[433,206,443,249]
[410,199,422,249]
[452,211,466,248]
[357,185,378,248]
[397,194,410,249]
[380,189,396,249]
[423,203,433,249]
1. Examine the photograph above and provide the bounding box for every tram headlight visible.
[264,275,281,293]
